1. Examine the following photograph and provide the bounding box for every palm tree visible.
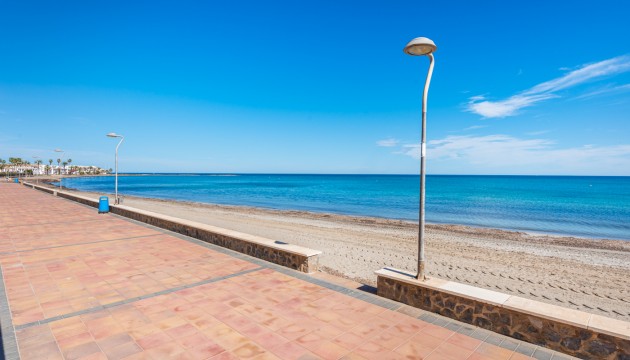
[0,159,5,173]
[9,158,21,175]
[57,158,61,175]
[67,159,73,175]
[35,160,43,176]
[48,159,53,175]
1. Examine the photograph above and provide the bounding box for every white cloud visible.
[376,138,399,147]
[427,135,553,161]
[468,55,630,118]
[468,93,557,118]
[525,130,551,136]
[399,134,630,175]
[400,144,421,159]
[464,125,487,131]
[575,83,630,99]
[527,57,630,94]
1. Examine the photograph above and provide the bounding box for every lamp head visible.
[404,37,437,56]
[54,148,63,152]
[107,132,123,138]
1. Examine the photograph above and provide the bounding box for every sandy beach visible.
[49,184,630,323]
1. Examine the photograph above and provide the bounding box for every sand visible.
[52,184,630,321]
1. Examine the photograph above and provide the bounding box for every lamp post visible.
[54,149,65,190]
[106,133,124,204]
[404,37,437,280]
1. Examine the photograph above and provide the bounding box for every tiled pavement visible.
[0,183,576,360]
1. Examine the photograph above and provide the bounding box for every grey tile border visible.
[457,327,476,337]
[532,348,554,360]
[418,313,439,323]
[470,328,492,342]
[432,316,450,327]
[444,321,462,332]
[0,265,20,360]
[501,339,520,351]
[515,342,538,356]
[0,233,162,256]
[13,266,264,331]
[393,304,425,318]
[1,217,107,229]
[485,333,505,346]
[551,354,572,360]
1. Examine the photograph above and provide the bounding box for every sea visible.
[60,174,630,240]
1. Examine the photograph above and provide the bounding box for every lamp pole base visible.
[416,260,427,280]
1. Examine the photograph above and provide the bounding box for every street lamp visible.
[404,37,437,280]
[54,149,65,190]
[106,132,124,204]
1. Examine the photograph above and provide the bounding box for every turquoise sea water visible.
[60,174,630,240]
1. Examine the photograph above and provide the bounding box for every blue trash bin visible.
[14,178,19,183]
[98,196,110,214]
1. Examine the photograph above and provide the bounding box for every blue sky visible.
[1,1,629,175]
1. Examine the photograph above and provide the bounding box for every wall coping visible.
[375,267,630,341]
[24,183,322,259]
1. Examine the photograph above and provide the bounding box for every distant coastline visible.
[118,172,630,177]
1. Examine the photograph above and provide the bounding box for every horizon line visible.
[107,172,630,177]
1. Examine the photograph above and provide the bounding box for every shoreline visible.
[127,193,629,248]
[40,178,630,250]
[45,176,630,243]
[28,179,630,321]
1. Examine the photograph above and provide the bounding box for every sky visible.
[1,0,629,175]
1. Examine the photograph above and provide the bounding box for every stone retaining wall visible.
[25,183,321,273]
[57,191,99,207]
[32,184,56,195]
[110,205,320,273]
[376,268,629,359]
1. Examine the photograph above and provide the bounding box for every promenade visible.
[0,183,572,359]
